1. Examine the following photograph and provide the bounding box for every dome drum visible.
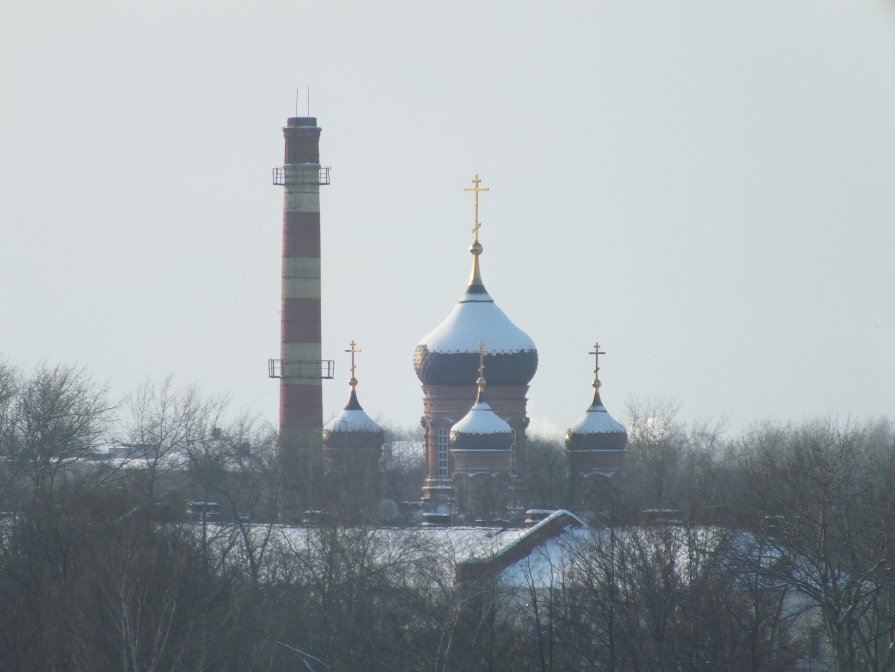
[564,430,628,453]
[420,383,530,417]
[323,446,382,474]
[450,431,515,452]
[322,429,383,453]
[414,347,538,387]
[453,470,512,521]
[568,449,625,473]
[451,449,513,472]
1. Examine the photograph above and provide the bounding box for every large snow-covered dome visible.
[414,239,538,386]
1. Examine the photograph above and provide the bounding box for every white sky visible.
[2,0,894,439]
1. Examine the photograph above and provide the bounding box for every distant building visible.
[270,118,628,524]
[564,342,628,505]
[321,341,384,522]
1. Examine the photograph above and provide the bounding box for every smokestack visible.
[270,116,332,520]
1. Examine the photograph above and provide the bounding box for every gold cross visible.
[345,340,361,385]
[589,341,606,384]
[464,174,490,242]
[475,340,490,391]
[477,340,490,378]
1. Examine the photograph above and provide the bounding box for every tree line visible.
[0,359,893,671]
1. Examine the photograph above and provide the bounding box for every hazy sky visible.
[2,0,894,439]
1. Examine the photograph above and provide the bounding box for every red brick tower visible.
[449,343,516,522]
[270,117,333,520]
[414,176,538,517]
[321,341,384,521]
[564,342,628,502]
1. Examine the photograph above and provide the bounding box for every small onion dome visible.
[322,388,384,452]
[414,241,538,386]
[450,389,515,451]
[564,387,628,452]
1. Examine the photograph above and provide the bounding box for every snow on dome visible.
[564,391,628,453]
[414,286,538,386]
[567,403,626,436]
[418,288,536,355]
[324,408,382,434]
[414,214,538,387]
[323,389,383,434]
[451,400,513,436]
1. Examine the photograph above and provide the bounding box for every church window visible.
[437,428,449,478]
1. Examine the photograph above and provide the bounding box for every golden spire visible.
[464,175,489,286]
[345,339,361,389]
[590,341,605,391]
[476,340,489,393]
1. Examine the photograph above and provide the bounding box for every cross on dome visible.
[464,174,490,243]
[476,340,489,391]
[590,341,606,390]
[463,175,490,288]
[345,339,362,388]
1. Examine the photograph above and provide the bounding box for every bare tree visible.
[0,359,22,508]
[189,414,280,586]
[12,363,114,493]
[518,436,569,511]
[624,397,684,512]
[270,525,462,672]
[122,376,206,506]
[735,418,895,672]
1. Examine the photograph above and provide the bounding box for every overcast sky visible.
[2,0,894,439]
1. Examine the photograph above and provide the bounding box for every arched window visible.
[437,428,449,478]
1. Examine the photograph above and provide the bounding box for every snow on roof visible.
[324,408,381,433]
[258,524,529,581]
[500,528,590,588]
[451,400,513,436]
[190,520,790,595]
[198,522,528,580]
[567,403,626,435]
[414,525,529,561]
[418,289,536,355]
[499,525,763,589]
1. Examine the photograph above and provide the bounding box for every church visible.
[270,116,628,525]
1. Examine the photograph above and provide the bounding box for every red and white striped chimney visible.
[271,116,332,519]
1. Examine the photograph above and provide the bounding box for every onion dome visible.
[322,388,383,449]
[564,342,628,452]
[450,343,515,451]
[323,342,383,452]
[414,175,538,387]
